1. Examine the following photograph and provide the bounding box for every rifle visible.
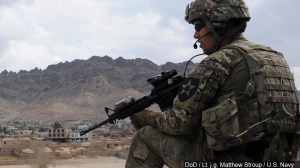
[80,69,184,136]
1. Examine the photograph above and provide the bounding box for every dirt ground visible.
[0,156,126,168]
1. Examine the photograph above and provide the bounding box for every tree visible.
[0,127,7,134]
[53,122,63,129]
[38,128,48,132]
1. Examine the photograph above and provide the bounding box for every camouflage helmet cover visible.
[185,0,250,23]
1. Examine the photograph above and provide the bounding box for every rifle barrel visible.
[80,118,111,136]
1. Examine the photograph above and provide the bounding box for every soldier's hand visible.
[130,110,152,130]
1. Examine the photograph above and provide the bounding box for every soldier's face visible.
[194,26,215,53]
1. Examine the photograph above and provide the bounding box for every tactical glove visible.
[130,110,159,130]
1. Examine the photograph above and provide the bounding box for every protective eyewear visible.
[194,21,205,32]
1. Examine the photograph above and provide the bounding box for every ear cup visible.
[212,22,227,36]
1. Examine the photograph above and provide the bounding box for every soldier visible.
[126,0,299,167]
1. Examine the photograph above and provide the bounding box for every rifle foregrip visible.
[115,95,154,120]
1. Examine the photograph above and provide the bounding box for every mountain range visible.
[0,56,195,122]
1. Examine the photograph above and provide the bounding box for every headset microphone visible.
[193,40,198,49]
[192,32,211,49]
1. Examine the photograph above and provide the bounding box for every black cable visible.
[183,53,205,77]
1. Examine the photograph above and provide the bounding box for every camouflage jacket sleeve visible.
[146,49,241,135]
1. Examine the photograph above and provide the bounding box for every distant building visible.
[6,126,18,132]
[17,130,32,136]
[0,138,18,146]
[48,128,89,143]
[48,128,70,143]
[36,132,49,138]
[0,138,19,156]
[69,132,88,143]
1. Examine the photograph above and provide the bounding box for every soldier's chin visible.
[202,47,214,55]
[202,48,210,54]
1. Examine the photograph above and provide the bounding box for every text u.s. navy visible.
[220,162,295,168]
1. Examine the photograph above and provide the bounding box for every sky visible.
[0,0,300,88]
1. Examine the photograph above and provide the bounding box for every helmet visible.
[185,0,250,24]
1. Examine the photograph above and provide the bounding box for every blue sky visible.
[0,0,300,88]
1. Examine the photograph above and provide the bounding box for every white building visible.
[69,132,88,143]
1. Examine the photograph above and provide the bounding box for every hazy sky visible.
[0,0,300,88]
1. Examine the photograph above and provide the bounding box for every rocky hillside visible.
[0,56,195,122]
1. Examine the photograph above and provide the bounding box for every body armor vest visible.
[201,39,300,151]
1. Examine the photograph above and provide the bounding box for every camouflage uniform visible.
[126,0,299,167]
